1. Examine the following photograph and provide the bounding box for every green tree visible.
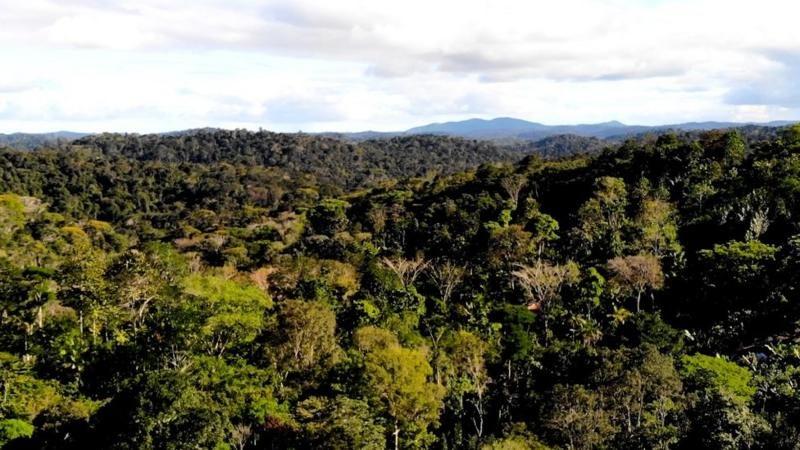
[634,198,681,257]
[307,199,350,236]
[572,177,630,260]
[181,274,272,356]
[681,354,756,404]
[546,384,616,450]
[269,299,339,379]
[296,396,385,449]
[442,330,492,440]
[355,327,444,450]
[599,346,684,449]
[0,418,34,446]
[680,354,767,449]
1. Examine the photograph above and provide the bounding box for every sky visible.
[1,0,800,133]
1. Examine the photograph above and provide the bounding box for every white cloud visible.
[0,0,799,132]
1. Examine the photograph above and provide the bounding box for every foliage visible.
[681,354,756,404]
[0,418,34,446]
[0,126,800,448]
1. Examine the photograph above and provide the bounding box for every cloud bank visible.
[0,0,799,132]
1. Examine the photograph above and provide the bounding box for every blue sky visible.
[1,0,799,133]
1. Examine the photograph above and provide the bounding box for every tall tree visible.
[355,327,444,450]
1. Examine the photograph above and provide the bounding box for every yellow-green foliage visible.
[0,419,34,446]
[355,326,445,448]
[182,273,272,310]
[182,274,273,354]
[681,354,756,404]
[0,194,25,236]
[0,353,62,421]
[60,225,90,246]
[87,220,113,233]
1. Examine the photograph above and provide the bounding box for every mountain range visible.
[319,117,797,141]
[2,118,797,150]
[400,117,797,140]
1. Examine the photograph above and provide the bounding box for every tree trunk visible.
[394,422,400,450]
[636,290,642,313]
[472,395,485,439]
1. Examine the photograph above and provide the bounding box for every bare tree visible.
[513,260,579,310]
[607,254,664,313]
[429,261,465,303]
[500,175,527,207]
[382,255,429,289]
[230,424,253,450]
[512,260,579,338]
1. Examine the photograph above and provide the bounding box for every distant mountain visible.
[406,117,549,139]
[4,118,798,152]
[0,131,88,150]
[391,117,799,141]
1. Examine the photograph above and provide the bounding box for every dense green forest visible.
[2,125,800,449]
[70,131,519,189]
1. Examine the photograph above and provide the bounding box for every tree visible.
[106,249,169,337]
[230,423,252,450]
[500,175,526,208]
[708,130,746,167]
[599,346,685,449]
[635,198,681,257]
[482,427,551,450]
[270,300,338,378]
[487,225,537,271]
[546,384,616,450]
[181,274,272,356]
[0,194,26,240]
[296,396,386,449]
[88,370,230,449]
[57,245,109,346]
[572,177,630,260]
[381,255,429,290]
[0,418,34,446]
[0,352,62,421]
[428,261,465,305]
[607,254,664,313]
[355,327,444,450]
[307,199,350,236]
[512,260,579,338]
[693,240,777,343]
[443,330,491,440]
[681,354,756,405]
[680,353,767,448]
[519,198,560,257]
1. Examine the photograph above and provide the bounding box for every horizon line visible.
[2,117,799,136]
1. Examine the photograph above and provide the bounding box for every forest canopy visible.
[2,125,800,448]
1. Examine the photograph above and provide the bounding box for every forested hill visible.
[71,130,519,188]
[5,125,800,448]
